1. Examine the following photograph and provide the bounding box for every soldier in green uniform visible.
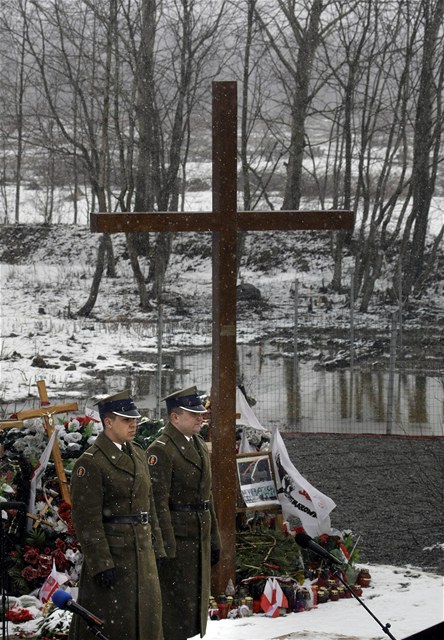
[69,391,165,640]
[147,386,221,640]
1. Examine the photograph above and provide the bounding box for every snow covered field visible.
[6,565,443,640]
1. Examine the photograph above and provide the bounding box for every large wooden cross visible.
[91,81,354,593]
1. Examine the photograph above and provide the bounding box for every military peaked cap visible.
[162,386,207,413]
[95,390,141,419]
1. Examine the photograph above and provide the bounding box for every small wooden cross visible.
[28,488,58,529]
[15,380,78,504]
[0,419,24,430]
[91,81,354,592]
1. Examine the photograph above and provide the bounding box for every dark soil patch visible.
[282,432,444,575]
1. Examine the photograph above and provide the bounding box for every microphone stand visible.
[1,502,26,640]
[1,509,6,640]
[85,622,110,640]
[328,562,398,640]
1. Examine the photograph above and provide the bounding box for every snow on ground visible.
[6,565,443,640]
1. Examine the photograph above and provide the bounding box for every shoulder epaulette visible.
[83,444,99,456]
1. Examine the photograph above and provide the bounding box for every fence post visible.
[349,271,355,420]
[293,277,299,426]
[386,311,398,434]
[398,264,403,352]
[157,297,164,419]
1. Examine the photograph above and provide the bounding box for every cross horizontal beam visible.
[0,419,24,429]
[91,210,353,234]
[16,402,79,421]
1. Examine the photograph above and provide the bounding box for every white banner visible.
[271,428,336,537]
[27,430,57,530]
[236,387,268,432]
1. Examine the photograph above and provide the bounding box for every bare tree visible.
[135,0,231,302]
[0,0,35,223]
[318,2,373,292]
[400,0,444,299]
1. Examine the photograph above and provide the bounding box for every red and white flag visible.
[337,541,351,564]
[264,602,280,618]
[39,560,68,603]
[272,578,288,609]
[260,577,274,613]
[271,428,336,537]
[260,577,288,617]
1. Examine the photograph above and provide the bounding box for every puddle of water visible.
[2,344,442,437]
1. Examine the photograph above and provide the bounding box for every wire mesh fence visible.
[149,272,443,437]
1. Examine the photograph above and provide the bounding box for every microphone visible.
[52,590,103,627]
[295,532,342,565]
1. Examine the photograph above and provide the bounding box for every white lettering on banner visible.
[271,428,336,537]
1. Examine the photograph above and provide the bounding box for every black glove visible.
[210,547,220,566]
[94,568,117,588]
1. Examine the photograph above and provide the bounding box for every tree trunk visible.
[282,0,324,210]
[126,233,152,310]
[149,233,172,301]
[77,233,108,316]
[402,0,444,298]
[359,246,383,313]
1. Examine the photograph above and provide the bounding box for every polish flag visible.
[272,578,288,609]
[337,541,351,564]
[264,602,280,618]
[39,560,68,603]
[260,578,274,613]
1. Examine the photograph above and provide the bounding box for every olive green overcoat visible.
[69,432,165,640]
[147,423,221,640]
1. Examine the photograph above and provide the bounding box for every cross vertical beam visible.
[210,82,238,594]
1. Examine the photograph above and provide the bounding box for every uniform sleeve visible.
[147,445,176,557]
[70,455,114,576]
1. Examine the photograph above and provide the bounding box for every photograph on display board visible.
[236,452,280,508]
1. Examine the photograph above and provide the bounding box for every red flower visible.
[21,566,38,582]
[23,547,40,565]
[58,501,72,522]
[319,534,329,545]
[6,608,34,623]
[55,537,67,551]
[37,555,52,577]
[52,548,69,571]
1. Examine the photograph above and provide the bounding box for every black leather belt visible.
[169,501,210,512]
[103,512,151,524]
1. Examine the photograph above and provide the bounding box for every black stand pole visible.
[1,511,7,640]
[1,502,26,640]
[86,623,110,640]
[330,564,398,640]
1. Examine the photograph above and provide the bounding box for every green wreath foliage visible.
[236,528,304,582]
